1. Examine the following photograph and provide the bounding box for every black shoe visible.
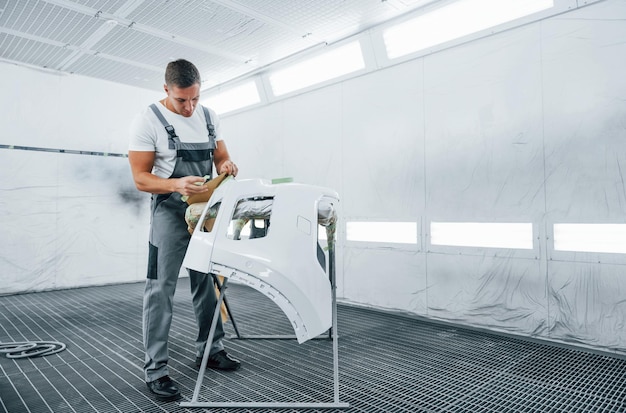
[146,375,181,401]
[196,350,241,371]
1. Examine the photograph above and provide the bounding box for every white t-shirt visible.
[128,102,223,178]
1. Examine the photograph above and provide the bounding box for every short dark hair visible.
[164,59,201,88]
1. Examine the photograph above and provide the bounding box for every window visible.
[430,222,533,249]
[554,224,626,254]
[346,221,417,244]
[227,197,273,240]
[383,0,554,59]
[201,81,260,115]
[269,41,365,96]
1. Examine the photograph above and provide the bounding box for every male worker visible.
[128,59,240,402]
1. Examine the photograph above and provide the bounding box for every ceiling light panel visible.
[269,40,365,96]
[383,0,554,59]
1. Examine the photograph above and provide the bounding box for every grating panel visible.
[65,53,163,90]
[91,25,239,72]
[2,279,626,412]
[70,0,130,14]
[127,0,319,66]
[0,0,103,46]
[86,26,249,88]
[233,0,431,42]
[211,22,317,66]
[129,1,258,45]
[0,32,75,69]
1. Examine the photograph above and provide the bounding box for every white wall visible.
[0,62,161,294]
[221,0,626,355]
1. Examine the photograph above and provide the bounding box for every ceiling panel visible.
[67,52,164,89]
[0,32,75,68]
[0,0,438,92]
[94,26,213,69]
[129,1,258,45]
[234,0,398,41]
[211,22,317,65]
[70,0,130,13]
[0,0,103,45]
[127,0,320,68]
[91,26,248,87]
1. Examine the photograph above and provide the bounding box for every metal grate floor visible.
[1,278,626,413]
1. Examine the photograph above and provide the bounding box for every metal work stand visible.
[180,246,349,409]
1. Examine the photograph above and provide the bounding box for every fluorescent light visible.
[430,222,533,249]
[383,0,554,59]
[269,41,365,96]
[201,81,260,114]
[346,221,417,244]
[554,224,626,254]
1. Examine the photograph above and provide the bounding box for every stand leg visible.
[189,277,229,403]
[213,274,242,339]
[329,247,341,403]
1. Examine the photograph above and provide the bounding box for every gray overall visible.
[143,104,224,382]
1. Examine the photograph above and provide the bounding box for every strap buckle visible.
[165,125,177,138]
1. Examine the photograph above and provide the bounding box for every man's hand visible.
[218,160,238,177]
[174,176,210,196]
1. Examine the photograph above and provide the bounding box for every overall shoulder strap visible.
[149,104,177,148]
[201,106,217,151]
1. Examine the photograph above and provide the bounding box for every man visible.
[128,59,240,402]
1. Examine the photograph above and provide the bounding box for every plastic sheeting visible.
[0,150,149,295]
[0,61,159,295]
[220,0,626,356]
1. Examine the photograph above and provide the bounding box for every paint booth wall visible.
[0,64,160,294]
[221,1,626,355]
